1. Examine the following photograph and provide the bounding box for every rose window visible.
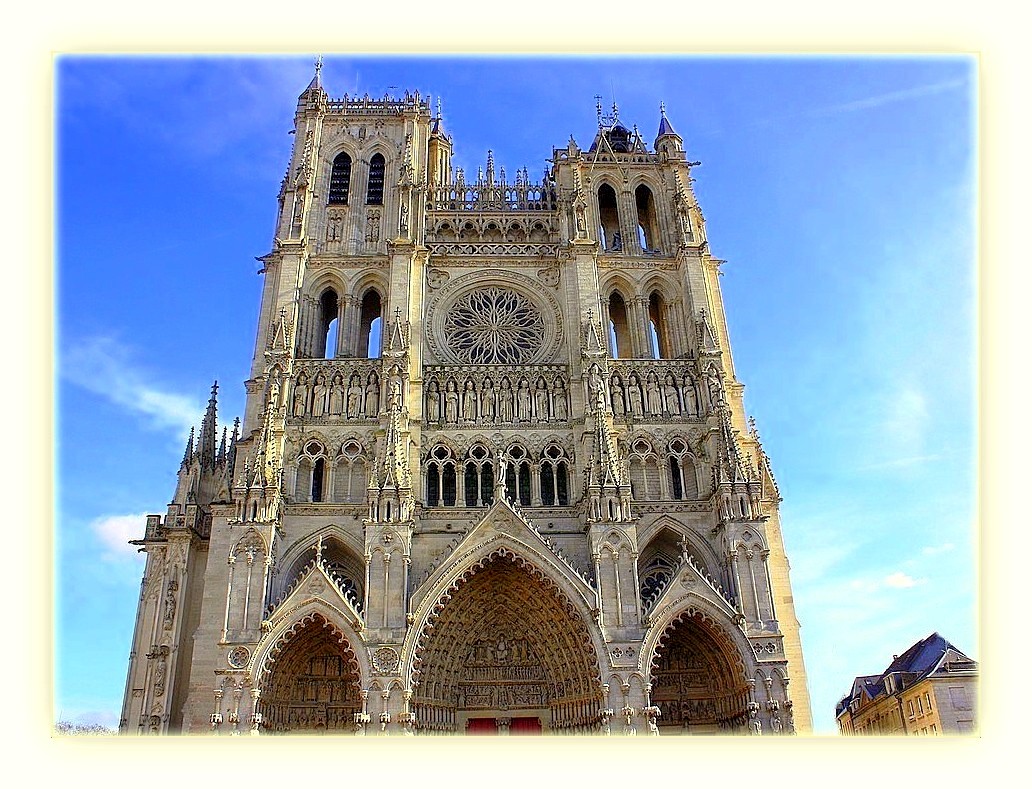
[443,287,545,364]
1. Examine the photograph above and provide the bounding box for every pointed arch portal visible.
[412,554,603,734]
[259,613,363,734]
[650,610,751,734]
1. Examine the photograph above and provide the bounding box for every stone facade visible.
[836,632,977,735]
[119,67,813,736]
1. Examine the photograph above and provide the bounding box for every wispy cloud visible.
[61,336,202,438]
[91,513,149,563]
[805,79,967,118]
[921,542,956,556]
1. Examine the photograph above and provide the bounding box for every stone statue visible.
[347,376,362,418]
[516,379,532,422]
[610,376,626,416]
[552,379,568,421]
[462,380,477,421]
[663,373,680,415]
[645,372,662,415]
[311,374,327,417]
[328,374,344,415]
[706,366,724,410]
[364,377,380,417]
[444,380,459,424]
[499,379,514,423]
[681,375,698,417]
[748,702,762,735]
[627,374,643,418]
[534,377,549,421]
[426,380,441,422]
[292,375,309,417]
[480,378,496,421]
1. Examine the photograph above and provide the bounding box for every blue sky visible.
[54,54,976,735]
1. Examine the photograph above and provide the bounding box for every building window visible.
[463,445,494,507]
[539,444,569,506]
[608,291,631,358]
[318,288,339,359]
[597,183,620,251]
[328,153,352,204]
[359,289,383,358]
[425,445,457,507]
[366,153,385,205]
[647,291,670,359]
[634,184,660,252]
[907,699,915,719]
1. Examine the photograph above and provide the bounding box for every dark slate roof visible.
[657,111,678,138]
[838,633,977,713]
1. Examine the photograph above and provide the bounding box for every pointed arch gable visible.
[250,600,371,690]
[401,533,608,686]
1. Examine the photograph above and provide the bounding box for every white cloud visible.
[922,542,956,556]
[883,571,926,589]
[62,336,202,438]
[91,513,149,562]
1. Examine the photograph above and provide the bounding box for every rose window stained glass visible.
[443,287,546,364]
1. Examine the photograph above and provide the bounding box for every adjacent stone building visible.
[836,632,978,735]
[120,66,812,736]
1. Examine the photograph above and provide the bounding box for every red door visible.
[509,717,542,735]
[466,718,499,735]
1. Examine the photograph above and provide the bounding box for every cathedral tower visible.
[120,72,812,736]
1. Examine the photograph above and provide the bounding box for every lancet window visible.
[366,153,385,205]
[328,152,352,205]
[597,183,621,251]
[359,289,383,358]
[295,440,328,503]
[502,444,532,506]
[608,291,632,358]
[424,444,458,507]
[318,288,340,359]
[647,291,669,360]
[463,444,494,508]
[333,440,367,503]
[635,184,660,253]
[629,438,663,501]
[539,444,570,506]
[668,438,699,500]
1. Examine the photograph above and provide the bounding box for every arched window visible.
[318,289,339,359]
[608,291,631,358]
[503,445,532,506]
[540,444,570,506]
[425,445,458,507]
[629,438,662,501]
[647,291,669,360]
[358,289,382,358]
[295,440,326,503]
[333,441,367,503]
[328,153,352,205]
[463,445,494,507]
[366,153,385,205]
[597,183,621,251]
[635,184,660,252]
[668,438,699,500]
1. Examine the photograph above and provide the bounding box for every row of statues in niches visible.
[289,369,384,419]
[591,364,726,419]
[424,374,570,425]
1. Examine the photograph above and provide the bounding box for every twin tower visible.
[120,68,812,736]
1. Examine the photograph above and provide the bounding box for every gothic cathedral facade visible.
[120,70,812,736]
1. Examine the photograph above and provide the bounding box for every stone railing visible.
[427,184,557,212]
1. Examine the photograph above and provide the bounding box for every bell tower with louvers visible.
[120,68,812,736]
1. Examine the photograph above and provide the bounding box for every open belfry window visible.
[597,183,620,250]
[366,153,385,204]
[328,152,352,204]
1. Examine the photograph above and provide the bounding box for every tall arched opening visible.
[411,553,603,734]
[650,611,751,735]
[258,613,364,734]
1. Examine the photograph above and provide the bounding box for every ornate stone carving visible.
[444,287,545,365]
[227,646,250,669]
[372,646,400,674]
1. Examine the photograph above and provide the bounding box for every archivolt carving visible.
[407,552,603,732]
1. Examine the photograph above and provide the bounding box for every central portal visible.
[412,553,602,734]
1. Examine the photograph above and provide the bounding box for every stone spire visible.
[181,427,195,470]
[198,381,218,470]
